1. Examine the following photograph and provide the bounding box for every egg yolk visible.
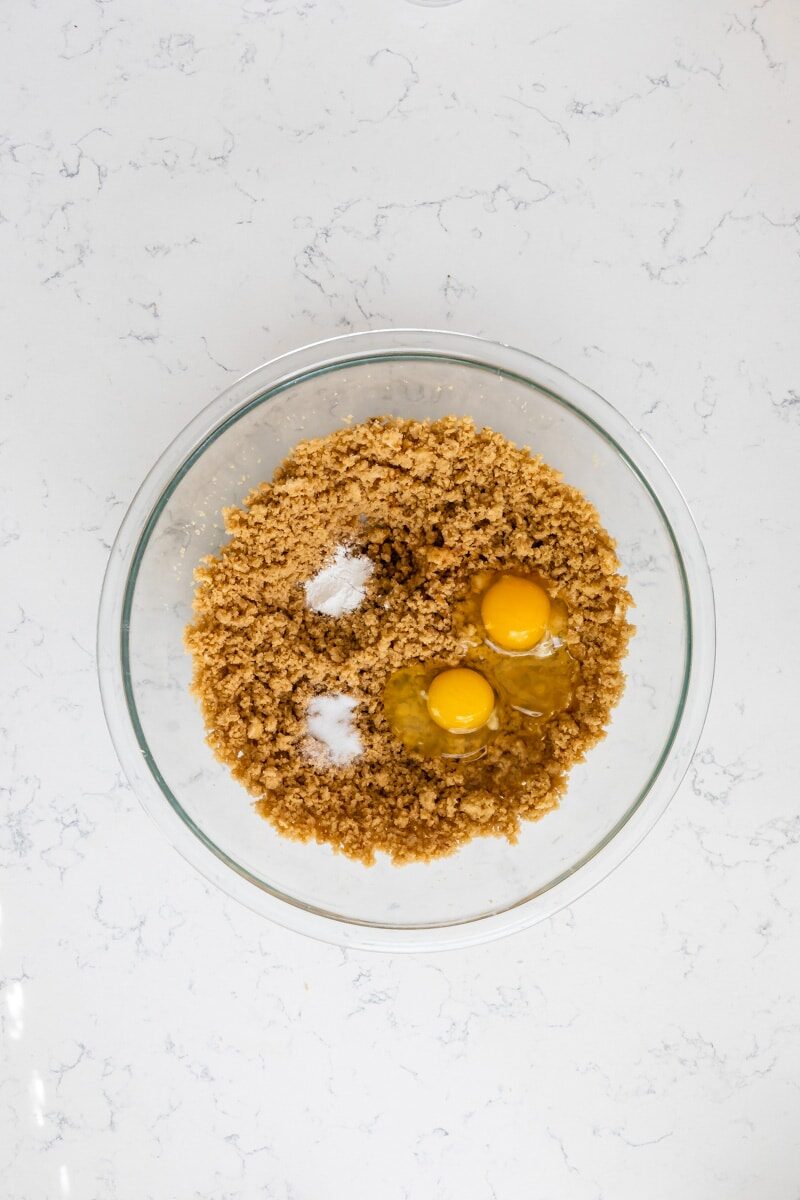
[480,576,551,652]
[426,668,495,734]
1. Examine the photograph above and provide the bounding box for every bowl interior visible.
[125,354,688,929]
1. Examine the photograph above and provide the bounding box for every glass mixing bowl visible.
[98,330,714,951]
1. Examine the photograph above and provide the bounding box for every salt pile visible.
[306,694,362,765]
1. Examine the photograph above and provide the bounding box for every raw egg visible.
[426,667,495,734]
[383,664,498,760]
[383,571,574,762]
[471,572,574,716]
[480,575,551,652]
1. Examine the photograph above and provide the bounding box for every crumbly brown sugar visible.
[185,416,633,864]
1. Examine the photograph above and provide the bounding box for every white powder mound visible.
[306,694,362,765]
[303,545,374,617]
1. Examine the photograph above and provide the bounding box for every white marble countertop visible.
[3,0,799,1196]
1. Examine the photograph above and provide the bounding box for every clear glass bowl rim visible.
[97,328,715,952]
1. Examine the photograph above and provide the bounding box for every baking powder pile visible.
[303,546,373,617]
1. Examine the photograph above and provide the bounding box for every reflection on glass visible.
[7,979,24,1041]
[30,1070,45,1127]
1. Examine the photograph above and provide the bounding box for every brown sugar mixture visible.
[185,416,633,864]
